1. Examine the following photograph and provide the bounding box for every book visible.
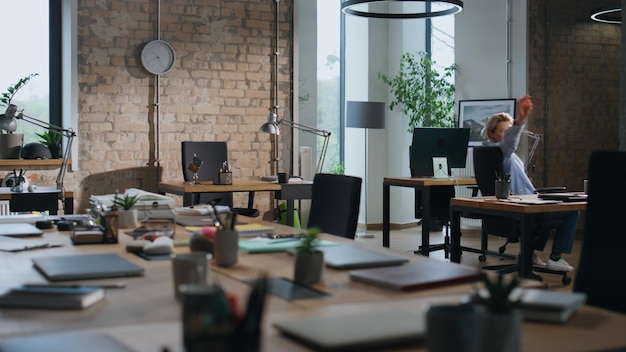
[349,261,481,291]
[0,286,105,309]
[517,289,587,323]
[235,223,275,237]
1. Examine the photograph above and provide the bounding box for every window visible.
[0,0,61,144]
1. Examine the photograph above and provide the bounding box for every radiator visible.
[0,201,14,216]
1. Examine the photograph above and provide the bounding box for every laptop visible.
[175,215,216,227]
[32,253,144,281]
[538,192,587,202]
[274,310,426,351]
[318,245,409,270]
[0,223,44,237]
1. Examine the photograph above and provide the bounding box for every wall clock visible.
[141,39,176,75]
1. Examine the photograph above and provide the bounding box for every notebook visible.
[0,223,44,237]
[318,245,410,270]
[32,253,144,281]
[274,310,426,351]
[349,261,481,291]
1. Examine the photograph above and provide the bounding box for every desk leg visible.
[419,186,431,256]
[286,200,295,227]
[519,216,533,279]
[451,208,461,263]
[383,183,390,248]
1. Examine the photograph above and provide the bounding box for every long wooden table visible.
[1,218,624,351]
[383,176,476,254]
[450,196,587,279]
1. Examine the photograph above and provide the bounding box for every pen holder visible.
[216,172,232,185]
[494,179,510,199]
[213,229,239,267]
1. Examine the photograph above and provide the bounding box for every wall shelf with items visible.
[0,159,72,168]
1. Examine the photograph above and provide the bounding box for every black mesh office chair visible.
[307,173,362,239]
[181,141,259,217]
[574,151,626,313]
[470,146,571,284]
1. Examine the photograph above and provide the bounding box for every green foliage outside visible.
[377,52,457,132]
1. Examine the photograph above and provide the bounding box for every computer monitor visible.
[410,127,470,177]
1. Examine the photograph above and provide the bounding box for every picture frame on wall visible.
[458,99,516,145]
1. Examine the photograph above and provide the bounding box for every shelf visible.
[0,159,72,167]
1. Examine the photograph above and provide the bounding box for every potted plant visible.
[0,74,38,159]
[293,227,323,284]
[473,272,522,352]
[377,52,457,131]
[113,192,140,229]
[36,130,63,159]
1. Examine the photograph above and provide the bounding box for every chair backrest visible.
[306,173,362,239]
[472,146,505,197]
[573,150,626,314]
[181,141,233,207]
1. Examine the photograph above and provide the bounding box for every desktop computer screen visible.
[409,127,470,177]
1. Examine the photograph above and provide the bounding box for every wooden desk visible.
[450,197,586,279]
[158,179,280,209]
[383,176,476,254]
[2,219,625,351]
[158,180,313,226]
[0,187,74,214]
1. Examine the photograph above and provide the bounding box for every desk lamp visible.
[258,0,331,178]
[0,104,76,212]
[346,101,386,238]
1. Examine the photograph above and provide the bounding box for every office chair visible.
[307,173,362,239]
[574,151,626,313]
[181,141,260,217]
[470,146,571,284]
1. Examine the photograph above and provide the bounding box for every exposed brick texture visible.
[527,0,620,190]
[44,0,294,212]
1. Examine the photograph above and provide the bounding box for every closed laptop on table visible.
[32,253,144,281]
[318,245,409,269]
[0,223,43,237]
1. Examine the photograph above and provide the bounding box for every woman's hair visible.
[481,112,514,140]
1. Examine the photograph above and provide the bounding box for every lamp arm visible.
[278,119,331,174]
[18,112,74,136]
[522,130,542,171]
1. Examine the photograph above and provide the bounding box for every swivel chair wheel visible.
[478,255,486,262]
[562,275,572,285]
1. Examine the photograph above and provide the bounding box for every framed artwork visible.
[458,99,516,145]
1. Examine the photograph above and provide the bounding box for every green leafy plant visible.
[36,130,62,148]
[296,227,321,254]
[0,73,39,107]
[377,52,457,131]
[113,193,140,210]
[475,272,520,314]
[330,161,345,175]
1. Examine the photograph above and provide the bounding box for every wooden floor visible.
[353,222,581,292]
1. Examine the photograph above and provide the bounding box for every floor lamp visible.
[346,101,386,238]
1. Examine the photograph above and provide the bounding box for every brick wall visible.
[59,0,294,212]
[527,0,620,190]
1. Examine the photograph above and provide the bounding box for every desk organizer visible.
[216,172,232,185]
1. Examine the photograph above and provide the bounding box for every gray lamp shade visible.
[345,101,386,129]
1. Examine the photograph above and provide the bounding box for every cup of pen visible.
[494,178,510,199]
[213,212,239,267]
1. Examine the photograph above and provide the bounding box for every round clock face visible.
[141,40,176,75]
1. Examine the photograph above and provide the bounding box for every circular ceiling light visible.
[590,6,621,24]
[341,0,464,19]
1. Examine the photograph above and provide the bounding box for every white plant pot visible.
[480,309,522,352]
[118,209,138,229]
